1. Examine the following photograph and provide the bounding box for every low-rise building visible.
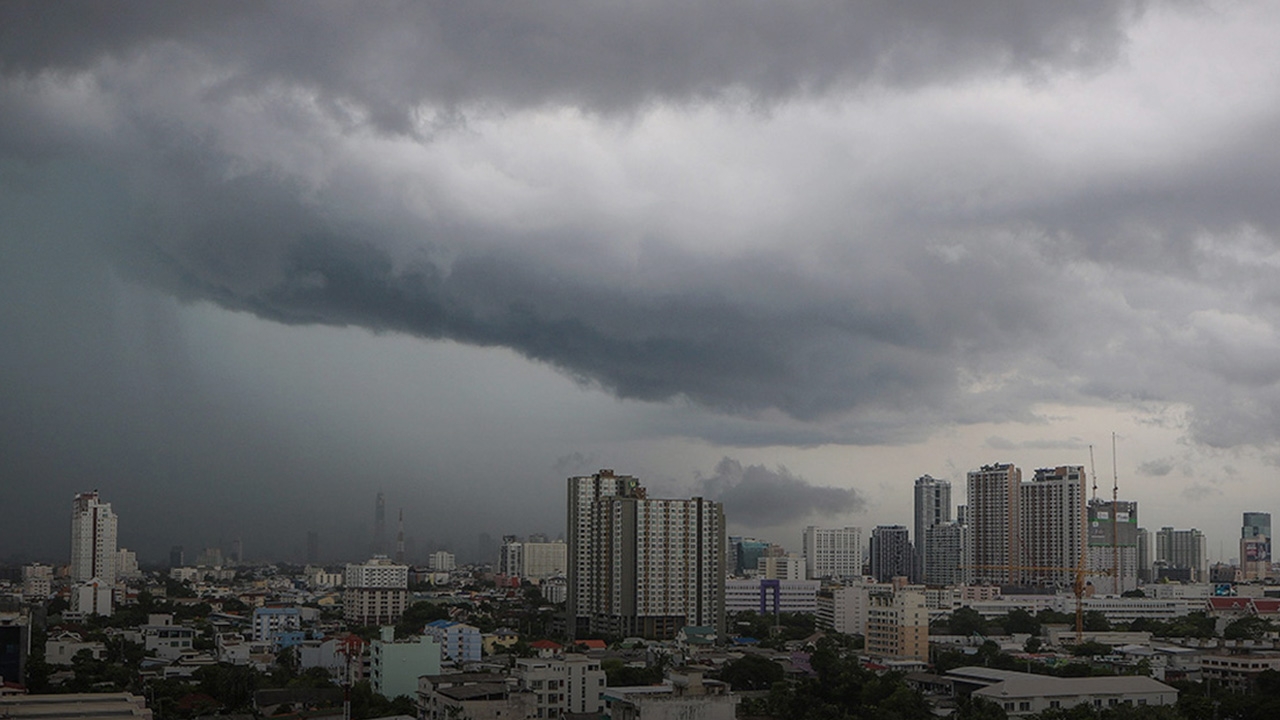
[602,670,737,720]
[516,653,606,717]
[955,668,1177,717]
[252,606,302,645]
[44,632,105,666]
[370,627,442,700]
[423,620,482,664]
[1200,653,1280,692]
[725,578,819,615]
[418,673,533,720]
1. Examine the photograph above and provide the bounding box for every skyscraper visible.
[1020,466,1086,587]
[1087,498,1139,594]
[70,491,117,586]
[1155,526,1207,582]
[802,526,863,580]
[913,475,951,583]
[1241,512,1271,581]
[966,463,1021,585]
[923,523,969,586]
[869,525,914,582]
[567,470,725,640]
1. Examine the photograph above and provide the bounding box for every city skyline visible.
[6,4,1280,563]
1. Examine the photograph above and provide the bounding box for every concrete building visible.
[923,523,968,587]
[728,537,769,577]
[1201,653,1280,692]
[817,583,869,635]
[1019,466,1086,587]
[0,694,152,720]
[141,615,195,660]
[498,536,523,578]
[725,579,820,615]
[567,470,725,640]
[516,654,607,717]
[802,526,863,581]
[418,673,534,720]
[1137,527,1152,583]
[22,564,52,600]
[71,491,117,586]
[1087,498,1139,594]
[344,556,409,626]
[1155,527,1208,583]
[870,525,914,583]
[370,627,442,700]
[914,475,951,583]
[522,541,567,580]
[602,670,737,720]
[427,550,456,572]
[864,585,928,661]
[967,464,1021,585]
[71,579,113,617]
[423,620,482,664]
[252,607,302,645]
[45,631,106,665]
[755,554,805,580]
[1241,512,1272,581]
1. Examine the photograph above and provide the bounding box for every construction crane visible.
[963,564,1114,644]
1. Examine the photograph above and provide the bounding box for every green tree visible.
[951,607,988,637]
[718,654,784,691]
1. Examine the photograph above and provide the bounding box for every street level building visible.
[344,556,409,626]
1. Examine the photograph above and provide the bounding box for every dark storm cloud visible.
[694,457,865,527]
[1,1,1144,129]
[1138,458,1175,477]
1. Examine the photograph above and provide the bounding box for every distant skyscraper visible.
[1155,526,1208,582]
[1137,528,1152,583]
[169,545,185,569]
[802,526,863,580]
[869,525,914,582]
[1241,512,1271,580]
[966,463,1021,585]
[374,491,387,556]
[913,475,951,583]
[70,491,117,585]
[1020,466,1086,587]
[1086,498,1139,594]
[567,469,725,640]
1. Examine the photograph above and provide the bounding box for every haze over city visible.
[6,2,1280,565]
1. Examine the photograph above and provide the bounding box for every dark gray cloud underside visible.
[1,1,1144,128]
[696,457,865,527]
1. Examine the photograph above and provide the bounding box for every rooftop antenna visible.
[1089,445,1098,501]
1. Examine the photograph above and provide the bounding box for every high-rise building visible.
[344,556,410,626]
[923,523,969,586]
[869,525,914,583]
[522,541,567,580]
[1241,512,1271,581]
[428,550,456,572]
[169,545,184,568]
[567,470,725,640]
[966,464,1021,585]
[913,475,951,582]
[802,526,863,580]
[373,491,387,556]
[1137,527,1152,583]
[1155,527,1208,583]
[1020,466,1087,587]
[499,536,524,578]
[70,491,118,586]
[864,585,928,661]
[1086,498,1139,594]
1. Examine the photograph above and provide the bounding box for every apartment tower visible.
[70,491,118,586]
[913,475,951,583]
[1020,466,1087,587]
[966,464,1021,585]
[802,526,863,581]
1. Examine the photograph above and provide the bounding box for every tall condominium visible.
[1020,466,1087,587]
[71,491,118,585]
[1137,528,1152,583]
[869,525,914,583]
[802,526,863,580]
[1155,527,1207,582]
[1240,512,1271,581]
[913,475,951,583]
[1086,498,1139,594]
[923,523,969,586]
[966,463,1021,585]
[567,470,725,640]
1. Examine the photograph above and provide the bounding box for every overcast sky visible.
[4,1,1280,566]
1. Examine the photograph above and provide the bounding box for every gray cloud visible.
[1138,458,1175,477]
[0,2,1145,129]
[694,457,865,527]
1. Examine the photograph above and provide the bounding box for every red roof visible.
[576,639,607,650]
[530,640,563,649]
[1208,597,1249,611]
[1253,599,1280,613]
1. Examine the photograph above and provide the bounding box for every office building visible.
[1241,512,1272,581]
[923,523,969,587]
[756,554,805,580]
[869,525,915,583]
[1155,527,1208,583]
[522,541,567,580]
[802,526,863,580]
[914,475,951,583]
[567,470,725,640]
[966,464,1021,585]
[1087,498,1139,594]
[725,579,820,615]
[70,491,117,586]
[344,556,410,626]
[1020,466,1087,587]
